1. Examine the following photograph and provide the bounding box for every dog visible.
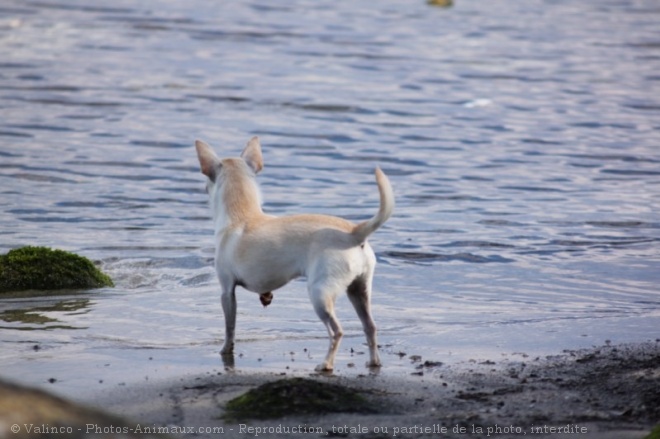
[195,137,394,371]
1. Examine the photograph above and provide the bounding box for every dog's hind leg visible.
[220,281,237,355]
[347,274,381,368]
[309,284,343,371]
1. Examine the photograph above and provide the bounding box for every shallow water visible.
[1,0,659,398]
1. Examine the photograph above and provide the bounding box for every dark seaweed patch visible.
[224,378,376,421]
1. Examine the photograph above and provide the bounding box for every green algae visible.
[224,378,375,421]
[0,246,113,294]
[0,299,89,330]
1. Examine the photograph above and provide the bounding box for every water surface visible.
[1,0,659,399]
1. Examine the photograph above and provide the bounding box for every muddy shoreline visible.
[80,340,659,439]
[2,341,658,438]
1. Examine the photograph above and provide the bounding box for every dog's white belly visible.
[242,271,297,293]
[216,229,305,294]
[237,248,305,293]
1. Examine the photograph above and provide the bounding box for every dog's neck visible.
[209,162,263,234]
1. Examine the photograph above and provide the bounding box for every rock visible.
[427,0,453,7]
[0,379,164,438]
[0,246,113,294]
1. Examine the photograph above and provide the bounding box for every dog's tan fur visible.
[195,136,394,371]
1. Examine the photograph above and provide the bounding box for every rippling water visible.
[1,0,659,396]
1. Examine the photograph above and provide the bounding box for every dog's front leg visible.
[220,281,237,355]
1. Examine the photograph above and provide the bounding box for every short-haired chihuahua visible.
[195,137,394,371]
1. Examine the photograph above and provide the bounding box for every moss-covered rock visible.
[224,377,375,421]
[0,246,113,294]
[645,425,660,439]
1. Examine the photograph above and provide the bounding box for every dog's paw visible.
[315,362,334,372]
[259,292,273,307]
[366,359,382,369]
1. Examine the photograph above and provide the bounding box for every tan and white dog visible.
[195,137,394,371]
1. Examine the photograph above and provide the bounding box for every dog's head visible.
[195,136,263,181]
[195,137,264,224]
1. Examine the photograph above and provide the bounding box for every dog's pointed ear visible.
[241,136,263,174]
[195,139,221,181]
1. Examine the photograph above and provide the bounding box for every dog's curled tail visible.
[352,167,394,244]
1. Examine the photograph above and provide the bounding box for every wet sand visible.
[86,341,659,439]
